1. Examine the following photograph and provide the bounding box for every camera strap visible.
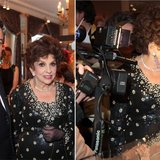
[91,86,105,154]
[91,67,112,155]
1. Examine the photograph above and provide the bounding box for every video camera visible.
[77,24,135,97]
[76,24,137,157]
[77,68,128,97]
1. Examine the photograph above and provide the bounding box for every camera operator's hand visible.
[77,63,93,76]
[76,90,86,104]
[76,89,95,104]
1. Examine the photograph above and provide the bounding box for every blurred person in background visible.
[76,0,96,54]
[0,20,15,159]
[0,46,19,96]
[56,61,75,90]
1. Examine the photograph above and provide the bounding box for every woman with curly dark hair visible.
[10,35,74,159]
[107,3,160,160]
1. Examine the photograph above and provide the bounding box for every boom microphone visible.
[77,49,137,65]
[105,52,137,65]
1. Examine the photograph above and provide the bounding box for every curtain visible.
[28,15,60,40]
[0,8,21,83]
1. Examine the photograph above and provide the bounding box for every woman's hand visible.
[42,126,64,142]
[121,143,150,160]
[135,144,150,160]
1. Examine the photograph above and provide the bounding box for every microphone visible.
[105,52,137,65]
[76,25,86,42]
[77,49,137,65]
[77,49,99,58]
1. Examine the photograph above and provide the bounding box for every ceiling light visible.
[3,0,10,10]
[57,0,69,25]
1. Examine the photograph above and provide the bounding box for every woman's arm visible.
[76,126,96,160]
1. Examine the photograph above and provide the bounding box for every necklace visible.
[34,85,51,92]
[33,78,54,92]
[141,55,160,72]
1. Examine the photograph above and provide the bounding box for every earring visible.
[153,52,160,69]
[32,72,35,77]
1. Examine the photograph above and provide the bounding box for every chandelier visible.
[57,0,69,25]
[129,4,137,12]
[3,0,10,10]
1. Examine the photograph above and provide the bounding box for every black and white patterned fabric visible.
[10,80,74,160]
[109,63,160,157]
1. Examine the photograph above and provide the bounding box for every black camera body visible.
[77,71,99,96]
[110,69,128,95]
[76,24,133,97]
[77,69,128,96]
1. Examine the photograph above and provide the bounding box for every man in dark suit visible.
[0,20,15,159]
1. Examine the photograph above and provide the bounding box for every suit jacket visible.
[0,75,15,159]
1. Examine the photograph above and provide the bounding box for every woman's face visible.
[31,54,57,85]
[5,50,11,60]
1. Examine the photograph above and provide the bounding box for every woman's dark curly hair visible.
[76,0,96,24]
[131,3,160,54]
[57,62,74,83]
[105,11,135,27]
[26,35,63,69]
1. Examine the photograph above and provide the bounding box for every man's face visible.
[0,28,3,58]
[76,11,84,26]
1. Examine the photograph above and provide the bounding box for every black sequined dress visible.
[10,80,74,160]
[109,64,160,157]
